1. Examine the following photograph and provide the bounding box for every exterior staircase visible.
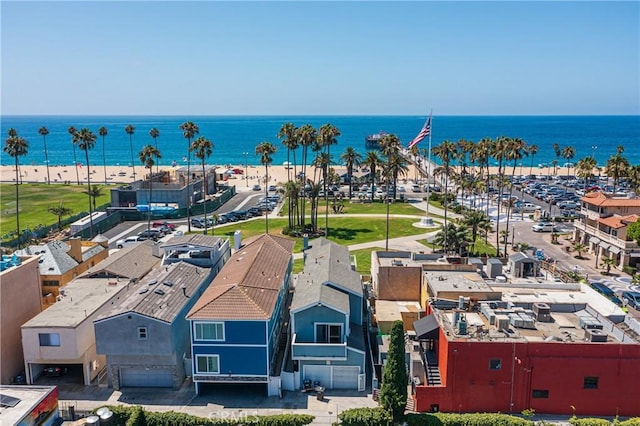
[423,348,442,386]
[405,392,416,412]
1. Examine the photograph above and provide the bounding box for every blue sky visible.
[2,1,639,115]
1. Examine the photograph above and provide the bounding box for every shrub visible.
[405,412,534,425]
[619,418,640,426]
[568,416,612,426]
[335,407,392,426]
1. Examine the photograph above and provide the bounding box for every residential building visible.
[16,237,108,306]
[94,262,221,389]
[160,233,232,270]
[186,234,294,396]
[20,242,163,386]
[574,192,640,270]
[288,238,367,391]
[0,255,42,384]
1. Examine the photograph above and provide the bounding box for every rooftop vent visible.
[154,289,166,296]
[163,281,173,287]
[139,288,149,294]
[148,279,158,286]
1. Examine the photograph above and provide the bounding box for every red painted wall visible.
[415,339,640,416]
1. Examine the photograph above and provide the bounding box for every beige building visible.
[574,192,640,270]
[0,255,42,384]
[17,236,108,306]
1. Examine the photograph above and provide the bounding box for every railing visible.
[291,334,347,359]
[578,222,637,250]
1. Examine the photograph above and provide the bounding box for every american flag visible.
[408,114,431,149]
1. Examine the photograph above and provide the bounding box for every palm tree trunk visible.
[203,162,208,235]
[85,150,94,238]
[443,172,449,254]
[129,135,137,182]
[265,165,269,234]
[14,158,21,248]
[147,171,153,233]
[504,162,517,255]
[43,136,51,185]
[385,174,391,250]
[186,138,192,232]
[102,136,108,185]
[72,145,80,185]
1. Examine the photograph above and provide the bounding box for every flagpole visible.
[424,110,433,225]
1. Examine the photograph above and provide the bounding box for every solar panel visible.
[0,393,21,408]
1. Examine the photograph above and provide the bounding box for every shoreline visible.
[0,164,586,187]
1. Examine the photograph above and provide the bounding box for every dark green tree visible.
[627,221,640,245]
[379,320,407,422]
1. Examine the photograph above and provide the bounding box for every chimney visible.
[152,242,162,258]
[68,237,83,263]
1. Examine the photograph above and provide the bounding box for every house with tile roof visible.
[16,237,108,306]
[287,238,367,391]
[574,192,640,270]
[186,234,295,396]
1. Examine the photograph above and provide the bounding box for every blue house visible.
[186,234,294,396]
[289,238,367,391]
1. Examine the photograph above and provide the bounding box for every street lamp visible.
[243,152,249,187]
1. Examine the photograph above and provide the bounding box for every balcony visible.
[576,222,638,251]
[291,333,347,360]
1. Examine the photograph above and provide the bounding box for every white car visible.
[515,202,542,213]
[116,236,141,248]
[531,223,557,233]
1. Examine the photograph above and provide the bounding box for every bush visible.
[622,265,636,275]
[405,412,534,425]
[568,417,612,426]
[335,407,392,425]
[619,419,640,426]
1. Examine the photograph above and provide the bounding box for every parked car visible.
[190,217,213,228]
[116,236,141,248]
[43,366,68,376]
[557,201,579,210]
[252,184,261,191]
[514,202,541,213]
[531,222,557,232]
[621,291,640,310]
[137,229,163,240]
[152,221,176,231]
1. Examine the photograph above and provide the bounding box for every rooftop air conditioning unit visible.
[496,314,510,331]
[585,328,607,342]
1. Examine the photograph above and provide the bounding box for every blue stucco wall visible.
[293,305,346,342]
[191,320,267,345]
[193,345,268,376]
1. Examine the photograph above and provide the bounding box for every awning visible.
[590,237,601,245]
[599,243,611,251]
[609,246,621,255]
[629,252,640,258]
[413,315,440,340]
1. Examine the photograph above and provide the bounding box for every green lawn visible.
[209,216,432,253]
[1,183,111,237]
[278,198,427,217]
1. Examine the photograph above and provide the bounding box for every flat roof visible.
[375,300,423,323]
[425,270,500,297]
[22,277,132,328]
[0,385,57,425]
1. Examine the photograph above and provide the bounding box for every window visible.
[42,280,60,286]
[38,333,60,347]
[532,389,549,399]
[316,324,342,344]
[194,322,224,341]
[196,355,220,374]
[584,376,599,389]
[138,327,148,340]
[489,359,502,370]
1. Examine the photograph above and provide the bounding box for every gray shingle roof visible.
[95,262,211,324]
[82,240,161,280]
[291,270,349,314]
[160,234,223,249]
[303,239,362,296]
[16,240,101,276]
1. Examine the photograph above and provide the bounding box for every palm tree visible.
[341,147,362,200]
[84,185,104,210]
[490,136,509,256]
[527,144,538,176]
[297,124,316,229]
[68,126,81,185]
[312,151,331,235]
[256,141,277,234]
[278,122,298,183]
[577,156,597,193]
[284,179,301,230]
[363,151,381,202]
[605,152,630,193]
[601,256,616,275]
[139,144,162,233]
[149,128,161,174]
[572,242,587,259]
[38,126,51,184]
[561,146,576,179]
[552,143,562,176]
[462,210,490,255]
[190,136,213,235]
[318,124,341,237]
[180,121,200,232]
[47,201,73,231]
[125,125,137,182]
[4,130,28,247]
[77,128,97,238]
[432,140,458,254]
[627,165,640,194]
[98,127,109,185]
[503,137,526,255]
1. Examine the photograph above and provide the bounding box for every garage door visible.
[120,368,173,388]
[332,366,359,389]
[303,365,331,389]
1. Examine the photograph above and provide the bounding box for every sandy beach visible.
[0,163,572,188]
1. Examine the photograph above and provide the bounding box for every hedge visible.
[404,412,533,426]
[93,406,313,426]
[335,407,392,425]
[569,418,640,426]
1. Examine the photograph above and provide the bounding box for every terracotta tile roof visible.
[582,192,640,207]
[598,214,640,229]
[186,234,293,320]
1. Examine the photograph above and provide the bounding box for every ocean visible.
[1,115,639,169]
